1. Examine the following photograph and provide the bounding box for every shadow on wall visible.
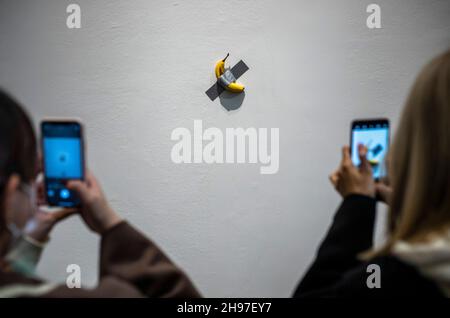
[219,91,245,111]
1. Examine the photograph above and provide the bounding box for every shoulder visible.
[336,255,444,297]
[0,270,57,298]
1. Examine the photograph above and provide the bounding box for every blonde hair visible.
[366,49,450,258]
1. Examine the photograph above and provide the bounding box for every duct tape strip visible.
[205,60,249,101]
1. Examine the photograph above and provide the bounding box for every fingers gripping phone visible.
[350,119,389,181]
[41,120,85,207]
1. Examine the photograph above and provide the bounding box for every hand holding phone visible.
[350,119,389,181]
[40,122,122,232]
[329,144,377,198]
[66,172,122,234]
[41,120,85,207]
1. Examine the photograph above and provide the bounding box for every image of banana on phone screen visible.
[350,119,390,181]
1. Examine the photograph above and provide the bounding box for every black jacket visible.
[293,195,445,297]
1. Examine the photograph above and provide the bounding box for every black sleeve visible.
[293,256,445,298]
[293,194,377,297]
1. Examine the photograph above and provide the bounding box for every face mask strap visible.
[4,182,37,247]
[19,182,37,208]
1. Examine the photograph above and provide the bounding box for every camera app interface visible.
[351,122,389,179]
[42,123,83,207]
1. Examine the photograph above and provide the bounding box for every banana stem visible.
[222,53,230,62]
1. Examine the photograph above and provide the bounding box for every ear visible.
[3,174,21,208]
[6,174,21,192]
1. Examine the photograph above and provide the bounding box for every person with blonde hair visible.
[294,49,450,297]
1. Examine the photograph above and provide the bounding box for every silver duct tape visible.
[205,60,249,101]
[218,69,237,88]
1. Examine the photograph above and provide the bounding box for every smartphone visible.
[41,120,85,207]
[350,118,389,181]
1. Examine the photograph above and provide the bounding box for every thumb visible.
[50,208,78,221]
[341,146,352,167]
[329,170,340,188]
[67,180,89,201]
[358,144,371,173]
[37,206,78,224]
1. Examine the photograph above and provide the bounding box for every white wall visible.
[0,0,449,297]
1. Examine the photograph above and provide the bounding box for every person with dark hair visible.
[0,90,200,297]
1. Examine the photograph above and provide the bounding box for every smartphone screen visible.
[41,121,84,207]
[351,119,389,180]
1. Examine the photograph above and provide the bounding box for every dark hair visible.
[0,90,37,231]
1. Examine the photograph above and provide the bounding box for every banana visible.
[226,82,245,93]
[214,53,245,93]
[215,53,229,78]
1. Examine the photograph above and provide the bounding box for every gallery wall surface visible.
[0,0,449,296]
